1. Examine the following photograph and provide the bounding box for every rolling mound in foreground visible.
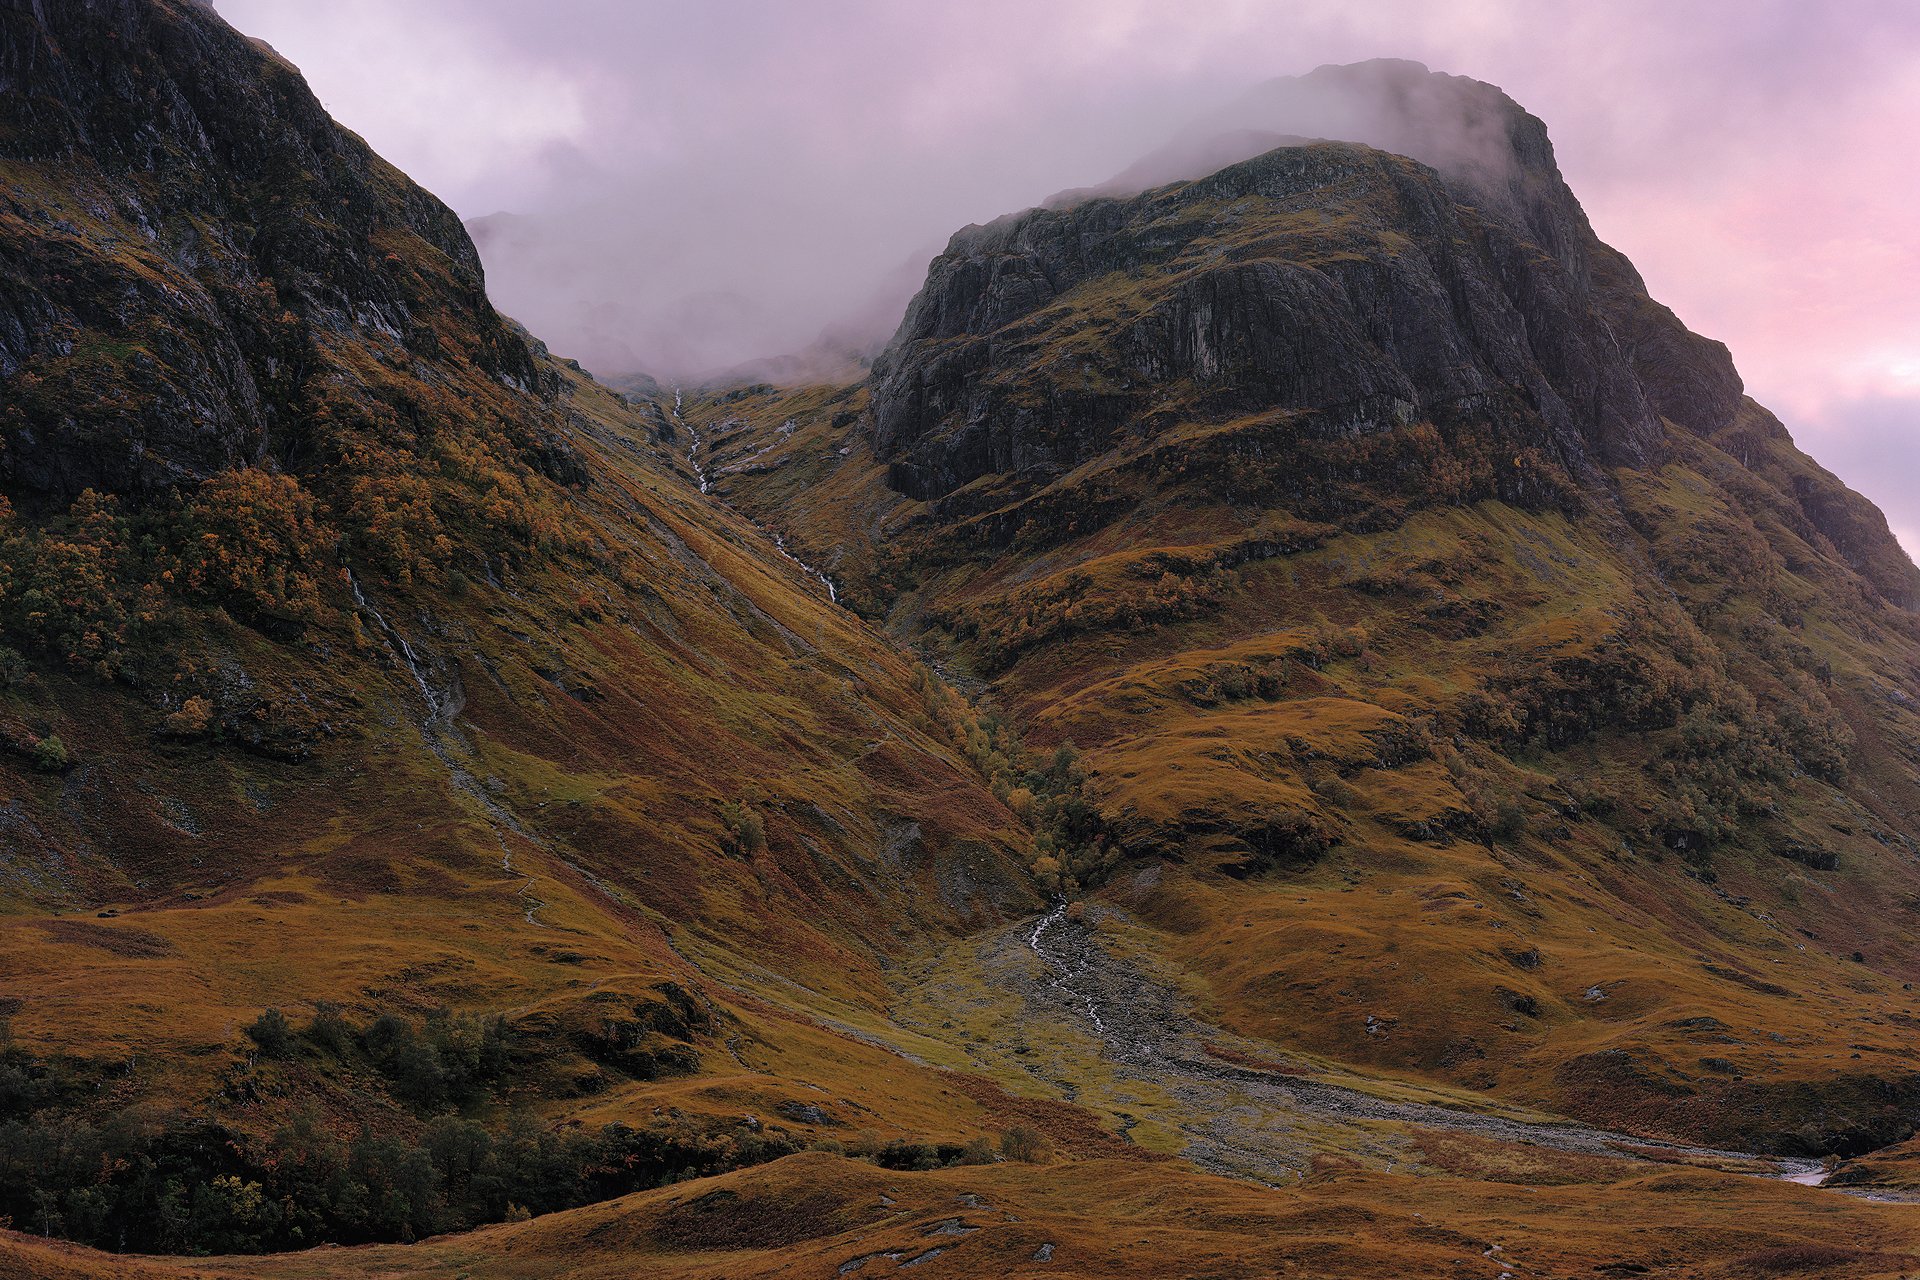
[7,1149,1920,1279]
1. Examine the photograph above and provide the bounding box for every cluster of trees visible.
[0,1002,783,1257]
[917,670,1113,894]
[0,1104,789,1254]
[0,999,1057,1258]
[175,469,335,626]
[0,490,148,679]
[0,334,607,693]
[246,1003,513,1112]
[1462,597,1855,859]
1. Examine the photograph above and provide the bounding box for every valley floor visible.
[900,903,1843,1189]
[11,905,1920,1280]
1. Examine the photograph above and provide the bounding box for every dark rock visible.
[775,1099,838,1127]
[871,115,1677,511]
[0,0,543,504]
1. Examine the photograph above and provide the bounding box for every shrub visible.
[244,1009,294,1059]
[999,1124,1052,1164]
[307,1002,353,1055]
[30,734,68,772]
[956,1135,999,1165]
[164,695,215,738]
[718,800,766,856]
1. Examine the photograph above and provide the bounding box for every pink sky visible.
[214,0,1919,555]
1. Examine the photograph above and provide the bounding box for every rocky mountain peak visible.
[871,116,1678,509]
[1052,60,1581,275]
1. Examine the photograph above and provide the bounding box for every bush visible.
[30,734,68,772]
[164,695,215,738]
[307,1001,353,1055]
[718,800,766,856]
[999,1124,1052,1164]
[956,1136,999,1165]
[244,1008,294,1059]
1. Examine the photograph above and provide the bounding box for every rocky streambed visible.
[973,904,1846,1189]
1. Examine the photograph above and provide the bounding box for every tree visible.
[999,1124,1052,1164]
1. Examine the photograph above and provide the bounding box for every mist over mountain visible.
[201,0,1919,556]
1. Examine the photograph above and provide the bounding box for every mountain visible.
[6,11,1920,1277]
[692,63,1920,1157]
[0,0,1045,1257]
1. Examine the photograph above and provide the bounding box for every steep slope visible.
[0,0,1042,1255]
[693,62,1920,1158]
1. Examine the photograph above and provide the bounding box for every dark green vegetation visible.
[2,1101,787,1254]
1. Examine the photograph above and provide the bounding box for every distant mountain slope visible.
[0,0,1038,1255]
[696,61,1920,1156]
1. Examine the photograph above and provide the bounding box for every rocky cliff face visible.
[873,138,1668,507]
[870,61,1914,608]
[0,0,540,503]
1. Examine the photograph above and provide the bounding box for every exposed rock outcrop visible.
[0,0,542,504]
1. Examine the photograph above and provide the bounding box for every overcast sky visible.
[213,0,1919,555]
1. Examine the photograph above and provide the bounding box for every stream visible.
[668,390,842,604]
[672,388,711,493]
[346,567,546,926]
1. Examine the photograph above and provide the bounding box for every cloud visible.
[211,0,1919,553]
[1797,393,1920,557]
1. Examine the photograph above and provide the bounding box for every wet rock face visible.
[0,0,541,504]
[870,101,1743,507]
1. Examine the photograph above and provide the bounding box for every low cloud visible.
[214,0,1918,550]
